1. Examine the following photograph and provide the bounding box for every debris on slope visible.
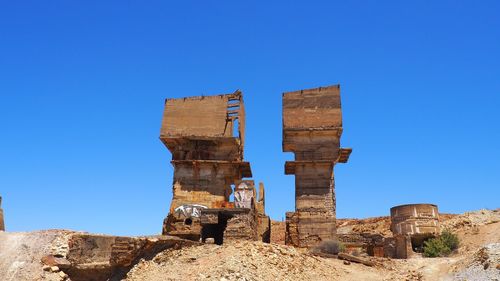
[337,216,392,237]
[453,243,500,281]
[124,241,343,281]
[0,230,74,281]
[441,209,500,231]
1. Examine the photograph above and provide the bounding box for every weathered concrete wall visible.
[168,161,251,210]
[0,197,4,231]
[394,235,413,259]
[338,233,385,257]
[0,208,4,232]
[257,214,271,243]
[289,163,335,215]
[161,94,230,138]
[285,211,337,248]
[283,85,351,248]
[283,85,342,130]
[163,138,243,161]
[160,91,245,161]
[224,210,258,241]
[283,130,341,160]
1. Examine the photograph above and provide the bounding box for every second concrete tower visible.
[283,85,352,247]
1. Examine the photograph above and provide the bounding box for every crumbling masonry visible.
[0,196,4,231]
[160,91,270,244]
[283,85,352,248]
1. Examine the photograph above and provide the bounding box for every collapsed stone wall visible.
[283,85,352,248]
[37,232,198,281]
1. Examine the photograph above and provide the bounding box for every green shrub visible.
[312,240,346,255]
[423,230,459,257]
[440,230,459,251]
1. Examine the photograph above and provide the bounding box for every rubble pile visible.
[125,241,342,281]
[453,243,500,281]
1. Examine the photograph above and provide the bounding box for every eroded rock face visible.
[283,85,352,248]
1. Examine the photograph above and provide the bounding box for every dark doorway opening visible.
[201,212,233,245]
[411,235,433,252]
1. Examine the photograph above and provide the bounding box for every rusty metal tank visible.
[390,204,439,238]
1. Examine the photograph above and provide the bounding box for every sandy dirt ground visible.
[1,209,498,281]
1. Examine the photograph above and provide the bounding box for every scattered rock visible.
[41,255,71,269]
[58,271,68,279]
[50,265,60,272]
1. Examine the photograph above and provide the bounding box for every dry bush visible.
[311,240,346,255]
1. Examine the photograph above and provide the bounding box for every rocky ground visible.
[1,209,499,281]
[0,230,75,281]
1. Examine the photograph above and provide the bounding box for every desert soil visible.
[0,209,498,281]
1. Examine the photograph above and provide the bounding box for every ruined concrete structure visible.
[338,233,385,257]
[160,91,270,244]
[390,204,440,253]
[0,196,4,231]
[283,85,352,248]
[390,204,440,237]
[39,233,197,281]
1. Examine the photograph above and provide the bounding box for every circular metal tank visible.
[390,204,440,237]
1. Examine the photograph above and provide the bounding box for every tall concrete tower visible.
[283,85,352,248]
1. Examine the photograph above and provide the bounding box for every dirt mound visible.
[124,240,394,281]
[124,241,335,280]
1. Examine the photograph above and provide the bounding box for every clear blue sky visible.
[1,1,499,236]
